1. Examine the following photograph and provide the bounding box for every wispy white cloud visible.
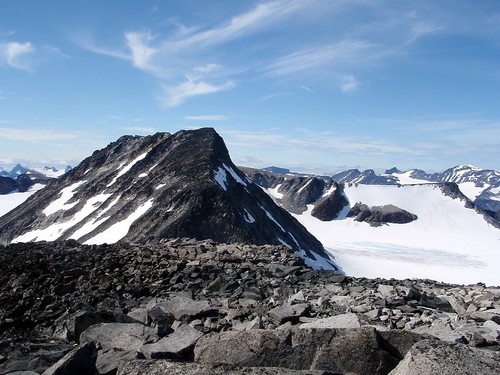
[78,0,311,106]
[0,41,34,71]
[124,31,166,77]
[77,0,500,107]
[259,91,292,101]
[263,40,377,77]
[300,86,315,94]
[167,0,308,50]
[161,79,235,108]
[340,74,359,93]
[184,115,231,121]
[0,40,66,72]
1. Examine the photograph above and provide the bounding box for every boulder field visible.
[0,240,498,374]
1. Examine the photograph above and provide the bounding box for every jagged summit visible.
[0,128,339,270]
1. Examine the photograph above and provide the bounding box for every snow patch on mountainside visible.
[223,163,248,186]
[13,191,113,243]
[69,195,121,240]
[243,209,256,223]
[84,198,155,245]
[266,184,284,199]
[214,167,228,191]
[107,151,149,187]
[293,184,500,286]
[259,204,285,232]
[43,181,86,216]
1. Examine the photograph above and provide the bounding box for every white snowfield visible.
[0,184,46,217]
[293,184,500,286]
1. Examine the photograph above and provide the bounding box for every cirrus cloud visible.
[0,41,34,71]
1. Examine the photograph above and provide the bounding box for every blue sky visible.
[1,0,499,173]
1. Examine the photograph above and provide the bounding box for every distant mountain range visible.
[0,164,72,195]
[259,164,500,221]
[0,163,71,179]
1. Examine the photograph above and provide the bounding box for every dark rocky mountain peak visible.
[262,166,292,175]
[0,128,339,270]
[385,167,401,174]
[242,167,349,222]
[332,168,398,185]
[9,163,30,176]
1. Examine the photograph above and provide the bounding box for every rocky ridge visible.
[0,240,498,374]
[0,128,337,270]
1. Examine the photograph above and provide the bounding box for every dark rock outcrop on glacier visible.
[0,173,52,195]
[347,203,418,226]
[0,176,18,194]
[0,128,337,269]
[311,187,349,221]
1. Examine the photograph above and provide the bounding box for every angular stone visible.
[139,324,204,360]
[42,342,98,375]
[195,328,400,374]
[441,295,466,315]
[365,308,383,320]
[154,297,216,321]
[470,311,500,324]
[232,316,262,331]
[299,313,360,329]
[483,320,500,340]
[388,339,500,375]
[80,323,157,352]
[378,284,395,297]
[267,303,310,325]
[406,286,422,300]
[67,310,140,343]
[288,290,306,303]
[96,348,137,375]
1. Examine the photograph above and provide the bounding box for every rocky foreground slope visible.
[0,240,498,374]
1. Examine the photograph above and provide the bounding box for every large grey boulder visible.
[139,324,204,360]
[148,297,216,321]
[388,339,500,375]
[79,323,157,352]
[267,303,310,325]
[195,328,400,374]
